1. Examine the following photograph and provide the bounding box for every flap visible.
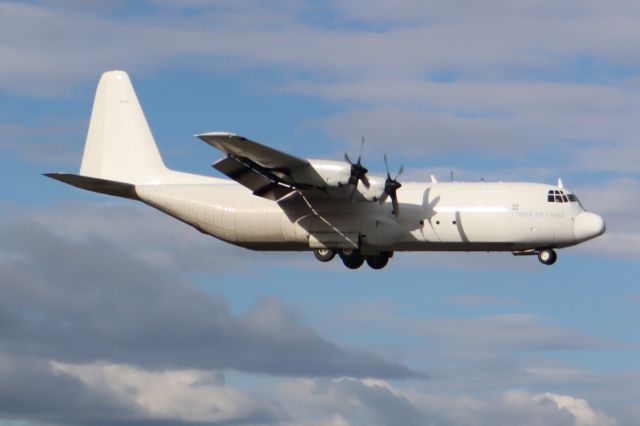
[212,156,294,201]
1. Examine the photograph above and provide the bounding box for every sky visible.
[1,1,639,425]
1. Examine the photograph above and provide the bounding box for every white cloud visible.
[534,393,618,426]
[51,362,280,424]
[2,1,639,175]
[2,1,640,94]
[274,377,623,426]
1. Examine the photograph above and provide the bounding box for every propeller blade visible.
[380,154,402,216]
[350,185,358,204]
[344,138,370,190]
[344,152,352,164]
[391,195,400,216]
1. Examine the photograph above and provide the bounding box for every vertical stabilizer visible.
[80,71,168,183]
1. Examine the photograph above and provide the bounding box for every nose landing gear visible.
[537,248,557,265]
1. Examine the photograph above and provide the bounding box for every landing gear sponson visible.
[320,247,560,269]
[313,248,393,270]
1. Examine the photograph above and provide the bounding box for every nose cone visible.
[574,212,606,242]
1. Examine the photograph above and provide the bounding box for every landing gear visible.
[537,248,557,265]
[339,249,365,269]
[312,248,393,270]
[365,252,391,270]
[313,248,336,262]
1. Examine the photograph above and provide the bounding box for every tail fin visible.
[79,70,168,183]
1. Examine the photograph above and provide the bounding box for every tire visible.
[537,249,557,265]
[313,248,336,262]
[366,254,390,270]
[339,249,365,269]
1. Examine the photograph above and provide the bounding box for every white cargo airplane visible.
[46,71,605,269]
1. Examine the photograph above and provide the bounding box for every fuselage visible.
[133,178,605,254]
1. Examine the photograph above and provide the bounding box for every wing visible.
[197,132,327,199]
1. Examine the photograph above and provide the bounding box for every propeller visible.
[378,154,404,216]
[344,137,371,190]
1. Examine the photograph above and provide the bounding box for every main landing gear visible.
[313,248,336,262]
[312,248,392,270]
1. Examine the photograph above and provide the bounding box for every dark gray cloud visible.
[0,353,134,425]
[0,216,418,379]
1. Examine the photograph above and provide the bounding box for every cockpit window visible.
[547,189,579,204]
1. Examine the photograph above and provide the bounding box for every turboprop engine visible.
[307,159,386,201]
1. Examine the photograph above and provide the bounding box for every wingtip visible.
[195,131,237,138]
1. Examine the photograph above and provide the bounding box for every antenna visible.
[450,171,454,182]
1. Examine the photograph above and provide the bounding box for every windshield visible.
[546,189,583,208]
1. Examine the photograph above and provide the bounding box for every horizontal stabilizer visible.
[44,173,139,200]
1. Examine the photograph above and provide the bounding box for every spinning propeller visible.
[378,154,404,216]
[344,137,371,190]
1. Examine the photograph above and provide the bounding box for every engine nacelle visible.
[307,159,385,201]
[307,159,351,187]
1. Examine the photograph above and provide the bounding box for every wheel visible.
[537,249,557,265]
[366,253,390,270]
[313,248,336,262]
[339,249,365,269]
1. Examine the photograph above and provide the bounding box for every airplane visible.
[46,71,606,270]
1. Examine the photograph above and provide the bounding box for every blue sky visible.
[1,1,639,425]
